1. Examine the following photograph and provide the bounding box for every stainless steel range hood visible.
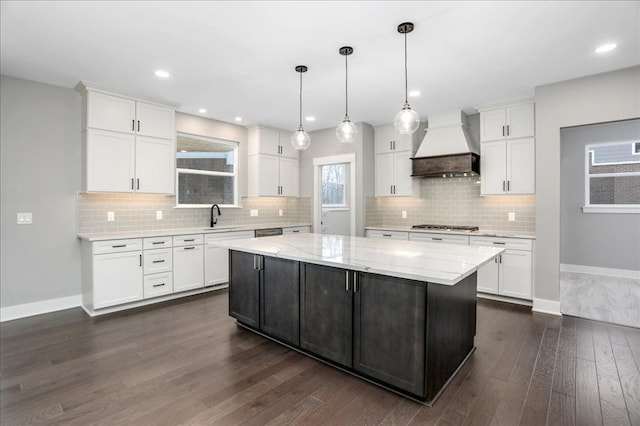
[411,111,480,177]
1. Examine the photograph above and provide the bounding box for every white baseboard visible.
[532,298,561,316]
[0,295,81,322]
[560,263,640,279]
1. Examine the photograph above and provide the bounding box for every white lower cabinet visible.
[365,229,409,240]
[409,232,470,245]
[173,244,204,292]
[144,272,173,298]
[205,231,254,288]
[282,226,311,234]
[91,239,143,309]
[142,237,173,299]
[470,236,533,300]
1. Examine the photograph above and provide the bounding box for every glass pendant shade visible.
[291,126,311,150]
[336,116,358,144]
[394,103,420,135]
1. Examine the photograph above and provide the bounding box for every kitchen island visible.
[213,233,503,405]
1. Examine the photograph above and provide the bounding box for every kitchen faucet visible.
[210,204,221,227]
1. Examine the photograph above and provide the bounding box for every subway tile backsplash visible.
[77,193,312,234]
[366,177,536,234]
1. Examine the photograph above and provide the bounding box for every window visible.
[583,141,640,213]
[633,142,640,155]
[176,133,239,207]
[322,163,346,207]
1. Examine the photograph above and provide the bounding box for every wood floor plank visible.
[576,318,596,362]
[552,317,577,397]
[623,327,640,372]
[522,318,561,414]
[597,375,631,426]
[575,358,603,426]
[592,323,620,380]
[546,391,575,426]
[611,343,640,426]
[379,398,422,426]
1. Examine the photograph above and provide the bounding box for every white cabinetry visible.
[205,231,254,288]
[78,84,176,194]
[283,226,311,234]
[143,236,173,298]
[470,236,533,300]
[409,232,470,245]
[374,125,418,197]
[365,229,409,240]
[478,101,535,195]
[173,234,204,292]
[86,239,143,310]
[247,125,299,197]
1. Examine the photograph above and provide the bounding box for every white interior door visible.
[313,154,356,236]
[320,163,351,236]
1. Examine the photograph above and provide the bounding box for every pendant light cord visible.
[404,31,408,104]
[345,53,349,116]
[299,71,303,128]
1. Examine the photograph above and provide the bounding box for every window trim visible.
[175,132,240,208]
[633,141,640,156]
[583,141,640,214]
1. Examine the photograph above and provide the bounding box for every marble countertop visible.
[365,225,536,239]
[77,222,311,242]
[211,233,504,286]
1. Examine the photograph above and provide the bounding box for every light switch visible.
[156,210,163,220]
[17,212,33,225]
[107,211,115,222]
[508,212,515,221]
[250,209,258,217]
[402,210,407,219]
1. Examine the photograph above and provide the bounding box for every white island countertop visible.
[212,233,504,286]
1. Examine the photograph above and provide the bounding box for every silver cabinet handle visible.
[136,178,140,190]
[152,241,164,245]
[152,283,165,287]
[137,120,140,132]
[390,141,392,150]
[354,273,359,293]
[506,125,510,136]
[492,242,506,245]
[184,246,195,250]
[131,178,135,190]
[432,237,443,241]
[139,254,142,266]
[132,119,135,131]
[499,255,503,263]
[345,271,349,291]
[382,234,392,237]
[152,259,165,263]
[502,125,505,137]
[183,239,195,242]
[112,244,126,248]
[502,181,506,192]
[507,180,510,191]
[253,255,257,270]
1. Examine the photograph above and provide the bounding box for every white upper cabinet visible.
[374,124,418,197]
[478,100,535,195]
[480,101,534,142]
[248,125,298,159]
[78,84,177,194]
[374,125,413,154]
[247,125,299,197]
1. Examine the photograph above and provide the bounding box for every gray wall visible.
[299,122,374,236]
[534,66,640,302]
[1,75,82,307]
[560,119,640,270]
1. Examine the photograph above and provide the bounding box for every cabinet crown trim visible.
[75,81,180,108]
[474,97,534,112]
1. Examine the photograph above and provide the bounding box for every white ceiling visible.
[1,1,638,133]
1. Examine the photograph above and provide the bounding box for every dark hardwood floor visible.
[1,290,639,425]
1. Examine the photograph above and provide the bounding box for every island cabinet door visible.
[260,257,300,346]
[353,273,427,397]
[229,250,260,328]
[300,263,353,368]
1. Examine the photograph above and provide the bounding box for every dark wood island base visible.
[228,250,478,406]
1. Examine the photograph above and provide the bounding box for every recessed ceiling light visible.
[154,70,170,78]
[234,117,242,122]
[305,116,316,122]
[409,90,421,97]
[595,43,617,53]
[198,108,207,114]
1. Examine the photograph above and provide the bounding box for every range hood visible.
[411,111,480,177]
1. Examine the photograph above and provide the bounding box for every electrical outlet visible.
[278,209,283,217]
[508,212,515,221]
[156,210,163,220]
[250,209,258,217]
[17,212,33,225]
[107,211,115,222]
[402,210,407,219]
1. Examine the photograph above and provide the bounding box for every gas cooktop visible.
[411,224,479,232]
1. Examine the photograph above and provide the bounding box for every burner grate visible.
[411,224,479,232]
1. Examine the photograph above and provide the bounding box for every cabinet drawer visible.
[283,226,311,234]
[173,234,204,246]
[365,230,409,240]
[143,248,173,274]
[469,236,532,251]
[93,238,143,255]
[144,272,173,298]
[205,230,254,243]
[409,233,470,245]
[143,236,172,250]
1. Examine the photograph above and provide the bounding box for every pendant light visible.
[394,22,420,135]
[336,46,358,144]
[291,65,311,150]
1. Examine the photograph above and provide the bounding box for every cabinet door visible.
[279,156,299,197]
[375,126,395,154]
[143,248,172,274]
[279,133,299,159]
[480,141,507,195]
[87,92,135,134]
[259,154,280,196]
[394,132,413,152]
[506,103,534,139]
[143,272,173,299]
[229,250,260,328]
[86,129,135,192]
[135,101,175,139]
[260,257,300,346]
[507,138,535,194]
[135,136,175,194]
[259,127,281,155]
[476,257,500,294]
[204,245,229,287]
[93,251,143,309]
[480,108,506,142]
[375,152,395,196]
[173,245,204,292]
[300,263,353,367]
[500,250,532,299]
[353,272,426,396]
[393,150,415,196]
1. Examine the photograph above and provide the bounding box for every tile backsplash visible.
[366,177,536,234]
[77,193,311,234]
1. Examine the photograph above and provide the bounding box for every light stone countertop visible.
[365,225,536,239]
[211,233,504,286]
[77,222,311,242]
